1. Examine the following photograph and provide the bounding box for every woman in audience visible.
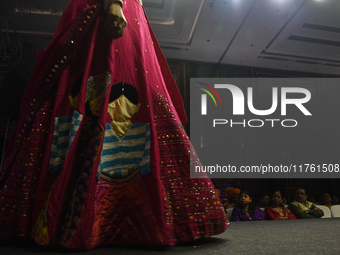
[265,191,296,220]
[332,195,339,205]
[322,193,333,208]
[224,188,241,209]
[232,190,265,221]
[257,193,270,208]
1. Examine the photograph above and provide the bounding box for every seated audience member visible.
[265,191,296,220]
[224,188,241,208]
[232,190,265,221]
[257,193,270,208]
[322,193,333,208]
[281,197,288,206]
[288,188,324,219]
[226,189,241,209]
[331,195,339,205]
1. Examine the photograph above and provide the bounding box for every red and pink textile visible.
[0,0,228,250]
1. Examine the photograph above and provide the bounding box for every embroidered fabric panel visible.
[86,175,164,249]
[68,111,83,151]
[0,100,54,239]
[49,116,72,174]
[0,5,101,178]
[32,202,49,245]
[153,93,229,245]
[86,72,111,101]
[31,184,55,245]
[139,124,151,176]
[59,119,103,247]
[49,111,83,174]
[86,72,111,117]
[99,123,150,182]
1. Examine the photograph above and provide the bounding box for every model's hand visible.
[104,3,127,39]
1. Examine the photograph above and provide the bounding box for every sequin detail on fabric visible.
[153,93,229,244]
[1,5,101,177]
[0,100,54,239]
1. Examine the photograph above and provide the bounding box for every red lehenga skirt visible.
[0,0,228,250]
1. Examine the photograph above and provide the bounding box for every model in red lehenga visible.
[0,0,228,250]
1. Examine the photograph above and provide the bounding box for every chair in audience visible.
[226,208,233,220]
[316,205,331,218]
[330,205,340,218]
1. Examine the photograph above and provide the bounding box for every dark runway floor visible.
[1,218,340,255]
